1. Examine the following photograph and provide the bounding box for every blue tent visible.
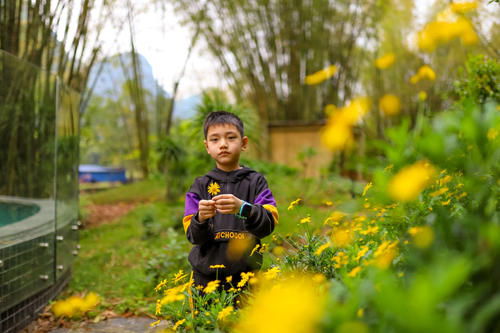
[79,164,127,183]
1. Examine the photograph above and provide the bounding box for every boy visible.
[182,111,278,288]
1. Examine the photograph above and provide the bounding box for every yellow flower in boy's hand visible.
[208,182,221,196]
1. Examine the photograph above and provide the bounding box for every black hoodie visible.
[183,166,278,276]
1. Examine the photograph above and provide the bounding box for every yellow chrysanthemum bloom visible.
[218,306,234,321]
[370,240,398,269]
[379,94,401,116]
[355,246,369,262]
[154,279,167,292]
[235,275,326,333]
[173,319,186,331]
[388,161,436,201]
[314,241,331,256]
[487,128,498,140]
[450,1,478,14]
[331,227,354,248]
[209,264,226,269]
[208,182,221,196]
[287,198,301,211]
[375,53,396,69]
[305,65,337,85]
[204,280,220,294]
[237,272,255,288]
[347,266,361,278]
[362,182,373,196]
[150,320,160,327]
[332,251,349,268]
[300,216,311,224]
[320,97,371,152]
[227,237,253,261]
[419,91,428,101]
[409,226,434,248]
[173,270,188,284]
[263,267,281,280]
[52,300,74,318]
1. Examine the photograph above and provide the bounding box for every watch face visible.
[241,203,252,217]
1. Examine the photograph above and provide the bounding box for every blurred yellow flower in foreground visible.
[418,91,428,101]
[227,237,254,261]
[379,94,401,116]
[450,1,478,14]
[410,65,436,84]
[417,16,478,52]
[263,267,281,280]
[331,227,354,248]
[321,97,371,151]
[314,241,331,256]
[389,161,436,201]
[487,128,498,140]
[305,65,337,85]
[173,319,186,331]
[375,53,396,69]
[369,240,399,269]
[409,226,434,248]
[235,275,326,333]
[52,292,100,318]
[347,266,361,278]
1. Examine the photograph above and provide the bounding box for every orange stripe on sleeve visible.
[263,204,279,225]
[183,214,194,233]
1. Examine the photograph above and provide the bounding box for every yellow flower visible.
[300,216,311,224]
[418,91,428,101]
[272,245,285,256]
[173,270,188,284]
[379,94,401,116]
[410,65,436,84]
[487,128,498,140]
[375,53,396,69]
[360,225,379,236]
[173,319,186,331]
[457,192,468,200]
[331,227,354,248]
[332,251,349,268]
[226,276,233,283]
[52,300,75,318]
[370,240,398,269]
[430,187,449,197]
[355,246,369,262]
[237,272,255,288]
[155,299,162,315]
[347,266,361,278]
[442,199,451,206]
[227,237,254,261]
[209,264,226,269]
[218,306,234,321]
[154,279,167,292]
[208,182,221,196]
[235,275,326,333]
[322,200,333,206]
[324,211,346,225]
[305,65,337,85]
[324,104,337,116]
[263,267,281,280]
[204,280,220,294]
[287,198,301,210]
[150,320,160,327]
[357,308,364,318]
[314,241,331,256]
[362,182,373,196]
[312,273,326,283]
[450,1,478,14]
[321,97,371,151]
[409,226,434,248]
[250,244,261,256]
[388,161,436,201]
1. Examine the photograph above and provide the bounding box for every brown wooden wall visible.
[268,122,331,178]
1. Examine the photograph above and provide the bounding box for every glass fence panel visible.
[0,50,57,312]
[55,81,80,279]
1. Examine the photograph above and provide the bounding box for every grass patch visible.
[68,201,189,314]
[82,179,165,205]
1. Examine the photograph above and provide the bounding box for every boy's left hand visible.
[212,194,243,215]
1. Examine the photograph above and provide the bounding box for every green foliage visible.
[455,54,500,103]
[81,179,164,205]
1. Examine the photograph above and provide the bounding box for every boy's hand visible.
[198,200,216,222]
[212,194,243,215]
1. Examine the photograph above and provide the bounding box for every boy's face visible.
[204,123,248,171]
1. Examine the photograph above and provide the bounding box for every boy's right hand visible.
[198,200,216,222]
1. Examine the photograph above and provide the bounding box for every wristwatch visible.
[235,200,253,219]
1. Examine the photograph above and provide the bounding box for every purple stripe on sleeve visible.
[254,188,277,206]
[185,192,200,216]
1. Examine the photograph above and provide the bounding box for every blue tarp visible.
[79,164,127,183]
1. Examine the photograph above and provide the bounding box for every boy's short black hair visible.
[203,111,244,138]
